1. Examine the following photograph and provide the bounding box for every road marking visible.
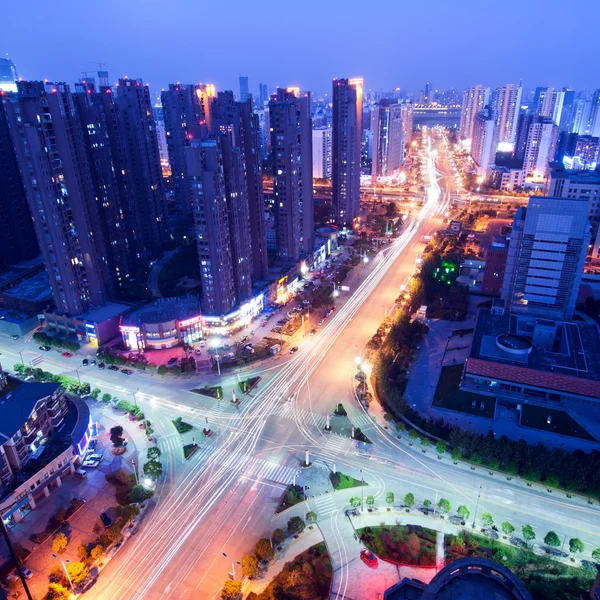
[275,404,327,428]
[245,457,298,484]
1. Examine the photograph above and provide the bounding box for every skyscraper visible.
[459,86,490,143]
[371,100,405,178]
[152,96,169,170]
[0,58,18,93]
[239,76,250,102]
[312,126,332,179]
[3,81,110,314]
[269,88,314,260]
[161,84,207,218]
[116,78,168,257]
[493,83,523,145]
[589,89,600,137]
[522,116,558,180]
[572,98,592,135]
[332,78,362,228]
[501,195,590,320]
[210,91,268,280]
[471,107,496,176]
[186,134,252,315]
[259,83,269,106]
[0,99,39,273]
[531,87,564,125]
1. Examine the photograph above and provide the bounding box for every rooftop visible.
[1,269,52,303]
[79,301,131,323]
[0,382,61,441]
[121,296,201,327]
[467,309,600,399]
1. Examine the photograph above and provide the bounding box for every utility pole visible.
[1,520,34,600]
[360,469,364,512]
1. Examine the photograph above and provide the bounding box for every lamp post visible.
[18,349,26,366]
[471,484,482,529]
[131,388,139,410]
[212,339,221,376]
[131,459,139,485]
[222,552,240,580]
[74,366,82,385]
[51,554,74,593]
[360,469,364,513]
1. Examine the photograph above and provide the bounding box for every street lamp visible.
[74,366,82,385]
[222,552,241,580]
[18,349,26,366]
[144,478,152,487]
[51,554,74,593]
[212,338,221,376]
[360,469,364,512]
[131,388,140,410]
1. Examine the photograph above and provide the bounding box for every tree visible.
[67,561,89,586]
[101,393,112,403]
[451,447,462,461]
[287,516,305,535]
[143,460,163,480]
[49,565,66,584]
[90,388,101,400]
[110,425,124,447]
[436,439,447,456]
[481,513,494,528]
[77,544,89,561]
[272,528,286,545]
[545,475,560,489]
[306,511,317,525]
[569,538,585,557]
[469,453,482,465]
[52,533,68,554]
[438,498,451,514]
[501,521,515,537]
[241,554,261,579]
[350,496,361,508]
[522,525,536,546]
[147,446,162,461]
[131,484,154,503]
[90,545,104,561]
[408,429,420,443]
[221,579,242,600]
[457,505,470,521]
[47,583,70,600]
[544,531,560,548]
[424,499,432,508]
[366,495,375,507]
[255,538,274,562]
[420,437,430,449]
[592,548,600,562]
[386,492,395,506]
[404,492,415,508]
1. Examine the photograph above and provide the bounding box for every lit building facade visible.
[471,107,496,176]
[459,85,490,143]
[494,83,523,145]
[312,126,332,179]
[371,100,405,178]
[522,116,558,181]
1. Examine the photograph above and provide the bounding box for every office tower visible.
[558,89,576,133]
[312,126,332,179]
[72,80,132,289]
[0,100,39,273]
[471,107,496,176]
[501,196,590,320]
[3,81,111,314]
[187,135,252,315]
[424,82,431,105]
[161,84,207,218]
[400,102,413,144]
[459,86,490,142]
[0,58,18,93]
[332,78,362,228]
[572,99,592,135]
[371,101,405,178]
[589,90,600,137]
[210,91,268,280]
[259,83,269,106]
[522,116,558,180]
[493,83,523,145]
[239,75,250,102]
[152,96,169,168]
[269,88,314,260]
[116,78,168,256]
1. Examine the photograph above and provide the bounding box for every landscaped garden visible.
[238,377,260,394]
[521,404,594,441]
[172,417,193,434]
[330,471,364,491]
[357,524,437,566]
[190,385,223,400]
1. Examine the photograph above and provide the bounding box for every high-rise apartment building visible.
[400,102,413,145]
[312,126,332,179]
[0,58,18,93]
[459,85,490,142]
[161,84,207,218]
[493,83,523,145]
[259,83,269,106]
[116,78,168,257]
[572,99,592,135]
[332,78,362,228]
[531,87,565,125]
[471,107,496,176]
[522,116,558,180]
[0,100,39,273]
[210,91,268,280]
[3,81,111,315]
[371,100,405,178]
[186,135,252,315]
[269,88,314,260]
[589,89,600,137]
[152,96,169,169]
[239,76,250,102]
[501,195,590,320]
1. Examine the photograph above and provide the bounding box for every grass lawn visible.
[520,404,595,441]
[330,471,364,490]
[276,484,305,513]
[238,376,260,394]
[445,531,595,600]
[432,364,496,418]
[357,524,437,566]
[248,543,331,600]
[189,385,223,400]
[172,417,193,434]
[183,444,198,459]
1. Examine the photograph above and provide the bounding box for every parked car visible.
[100,512,113,528]
[360,548,377,567]
[289,347,299,354]
[21,568,33,580]
[107,365,119,371]
[61,352,72,358]
[98,362,105,369]
[10,335,20,340]
[90,359,96,366]
[82,359,89,366]
[82,459,100,468]
[39,345,51,352]
[308,329,316,336]
[74,469,87,479]
[121,369,133,375]
[167,357,179,366]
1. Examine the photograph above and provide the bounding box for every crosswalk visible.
[158,434,182,454]
[322,435,352,454]
[312,494,339,519]
[352,413,375,428]
[275,404,327,428]
[244,457,299,485]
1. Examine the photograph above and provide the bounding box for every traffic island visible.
[183,444,198,460]
[330,471,364,491]
[172,417,193,434]
[189,385,223,400]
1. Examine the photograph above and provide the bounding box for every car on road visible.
[289,346,299,354]
[90,359,96,366]
[39,345,51,352]
[121,369,133,375]
[360,549,377,567]
[61,351,72,357]
[82,359,89,366]
[308,329,316,336]
[98,362,105,369]
[11,335,20,340]
[107,365,119,371]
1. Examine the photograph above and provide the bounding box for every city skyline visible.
[2,0,600,95]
